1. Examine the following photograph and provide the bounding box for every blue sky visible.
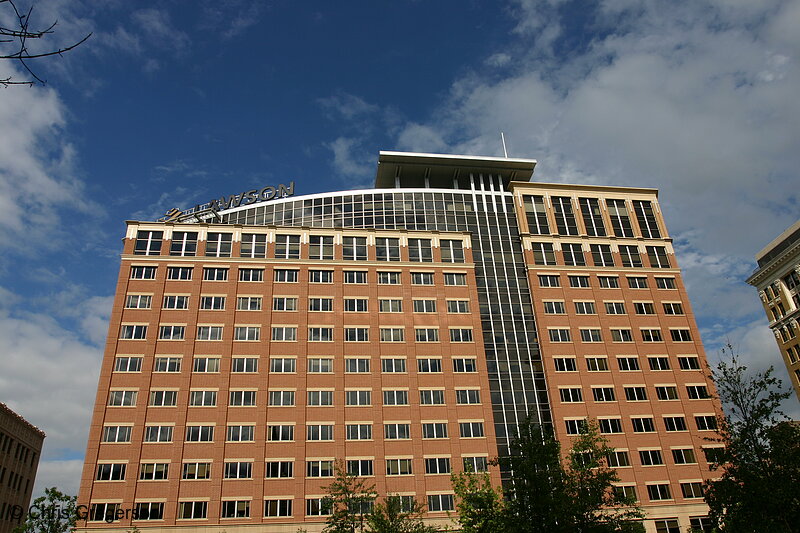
[0,0,798,496]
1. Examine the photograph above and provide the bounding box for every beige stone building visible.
[0,403,45,533]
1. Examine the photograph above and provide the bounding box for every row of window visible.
[100,421,485,444]
[554,355,700,372]
[0,431,37,467]
[0,465,30,494]
[543,299,684,316]
[613,481,707,503]
[135,231,467,262]
[558,384,710,403]
[562,415,718,436]
[531,242,671,269]
[538,274,677,289]
[120,324,475,343]
[546,327,693,343]
[113,355,478,375]
[127,294,472,314]
[604,447,706,469]
[130,265,469,286]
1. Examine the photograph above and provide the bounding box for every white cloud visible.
[326,137,374,185]
[33,460,85,499]
[485,52,512,67]
[318,93,380,121]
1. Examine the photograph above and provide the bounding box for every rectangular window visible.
[120,324,147,340]
[196,326,223,341]
[663,302,684,315]
[344,358,370,373]
[532,242,557,265]
[633,200,661,238]
[114,356,142,372]
[268,391,296,406]
[605,302,626,315]
[598,418,623,434]
[671,329,693,342]
[346,424,372,440]
[554,357,577,372]
[162,295,188,310]
[125,294,152,309]
[344,298,368,312]
[263,499,292,518]
[267,425,295,441]
[226,425,255,442]
[203,267,228,281]
[427,494,454,512]
[641,329,664,342]
[308,358,333,373]
[170,231,198,256]
[148,390,176,407]
[382,358,407,373]
[221,501,250,519]
[199,296,225,310]
[306,460,335,477]
[617,357,640,371]
[185,425,214,442]
[656,386,679,401]
[422,423,448,439]
[606,450,630,467]
[193,357,219,373]
[103,425,133,443]
[552,196,578,235]
[680,482,704,499]
[182,462,211,480]
[634,302,655,315]
[606,199,634,237]
[624,386,648,401]
[309,270,334,284]
[178,501,208,519]
[565,419,588,435]
[375,237,401,261]
[344,328,369,342]
[444,273,467,286]
[639,449,664,466]
[385,459,413,476]
[463,456,489,472]
[306,498,332,517]
[618,245,643,268]
[383,390,409,406]
[559,388,583,402]
[272,297,298,311]
[205,232,232,257]
[378,271,400,284]
[379,299,403,313]
[646,484,672,501]
[632,417,656,433]
[574,301,596,314]
[308,297,334,312]
[342,236,367,261]
[237,296,262,311]
[580,329,602,342]
[408,238,433,262]
[134,230,163,256]
[346,459,374,477]
[538,275,560,287]
[189,390,217,407]
[544,301,566,314]
[664,416,688,432]
[579,197,607,236]
[415,328,440,342]
[455,389,481,405]
[678,356,700,370]
[270,357,296,373]
[133,502,164,520]
[450,328,474,342]
[166,266,191,280]
[425,457,451,474]
[648,356,671,370]
[611,329,633,342]
[656,277,676,289]
[441,239,465,263]
[562,243,586,266]
[598,275,619,288]
[265,461,294,478]
[274,234,300,259]
[687,385,711,400]
[240,233,267,258]
[229,390,256,407]
[590,244,615,266]
[239,268,264,282]
[153,357,181,373]
[271,326,296,341]
[346,390,371,406]
[380,328,405,342]
[234,326,260,341]
[420,389,445,405]
[307,390,334,407]
[627,276,648,289]
[307,424,334,441]
[139,463,169,481]
[384,423,411,439]
[158,325,185,340]
[569,275,590,288]
[413,299,437,313]
[309,235,334,260]
[672,448,697,464]
[274,269,299,283]
[549,329,571,342]
[411,272,434,285]
[308,327,334,342]
[523,195,550,234]
[586,357,609,371]
[453,358,477,373]
[131,265,158,279]
[647,246,671,268]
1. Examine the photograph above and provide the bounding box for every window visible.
[234,326,260,341]
[627,276,648,288]
[185,425,214,442]
[103,425,132,443]
[450,328,474,342]
[133,502,164,521]
[686,385,710,399]
[531,242,557,265]
[161,295,188,310]
[271,326,296,341]
[166,266,191,280]
[114,356,142,372]
[139,463,168,481]
[134,230,163,255]
[656,277,676,289]
[639,449,664,466]
[425,457,451,474]
[108,390,137,406]
[227,425,255,442]
[605,302,626,315]
[422,423,448,439]
[272,297,298,311]
[538,275,560,287]
[385,423,411,439]
[197,296,224,311]
[274,234,300,259]
[648,356,671,370]
[308,358,333,373]
[413,299,437,313]
[656,386,679,401]
[646,484,672,501]
[552,196,578,235]
[309,270,334,284]
[378,271,400,284]
[346,459,374,477]
[229,390,256,407]
[632,417,656,433]
[678,356,700,370]
[182,462,211,480]
[131,265,158,280]
[420,389,445,405]
[411,272,434,285]
[634,302,655,315]
[308,327,333,342]
[382,358,407,373]
[346,390,371,406]
[379,299,403,313]
[672,448,696,464]
[309,235,334,260]
[598,275,619,288]
[274,269,299,283]
[307,424,334,441]
[463,456,489,472]
[592,387,616,402]
[267,425,294,441]
[268,390,295,406]
[633,200,661,238]
[189,390,217,407]
[265,461,294,478]
[554,357,577,372]
[590,244,615,266]
[345,298,368,312]
[344,327,369,342]
[606,199,634,237]
[453,358,477,373]
[565,419,588,435]
[689,517,714,533]
[618,245,642,268]
[306,498,332,517]
[307,390,334,407]
[307,460,335,477]
[549,329,571,342]
[344,270,368,284]
[346,424,373,440]
[120,324,147,340]
[408,238,433,262]
[663,302,684,315]
[579,197,607,236]
[342,236,367,260]
[149,390,176,407]
[415,328,440,342]
[144,425,174,443]
[417,359,442,373]
[178,501,208,520]
[375,237,401,261]
[664,416,688,432]
[386,458,413,476]
[613,486,637,502]
[562,244,585,266]
[559,388,583,402]
[647,246,671,268]
[240,233,267,258]
[380,328,405,342]
[444,273,467,286]
[671,329,693,342]
[544,301,566,314]
[202,267,228,281]
[427,494,454,512]
[204,232,232,257]
[611,329,633,342]
[221,500,250,519]
[574,301,596,314]
[196,326,223,341]
[455,389,480,404]
[383,390,409,406]
[232,296,260,312]
[606,450,630,467]
[193,357,220,373]
[345,358,370,373]
[679,481,704,499]
[641,329,663,342]
[270,357,296,373]
[125,294,152,309]
[524,195,550,234]
[599,418,623,434]
[617,357,640,371]
[154,356,181,372]
[309,297,334,312]
[580,329,602,342]
[624,386,648,401]
[569,275,590,288]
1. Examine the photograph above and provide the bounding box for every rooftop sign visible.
[159,182,295,223]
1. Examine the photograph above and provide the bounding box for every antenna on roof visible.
[500,132,509,158]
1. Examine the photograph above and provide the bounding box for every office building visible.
[0,403,45,533]
[746,220,800,400]
[78,152,720,532]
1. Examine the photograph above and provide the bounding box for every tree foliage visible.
[703,344,800,533]
[367,496,439,533]
[12,487,77,533]
[323,463,378,533]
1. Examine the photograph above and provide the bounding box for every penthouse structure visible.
[79,152,720,533]
[746,219,800,400]
[0,403,45,533]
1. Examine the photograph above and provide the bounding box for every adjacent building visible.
[0,403,45,533]
[78,152,721,533]
[746,220,800,400]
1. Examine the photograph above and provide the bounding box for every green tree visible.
[367,496,440,533]
[703,345,800,533]
[323,462,377,533]
[450,469,505,533]
[13,487,77,533]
